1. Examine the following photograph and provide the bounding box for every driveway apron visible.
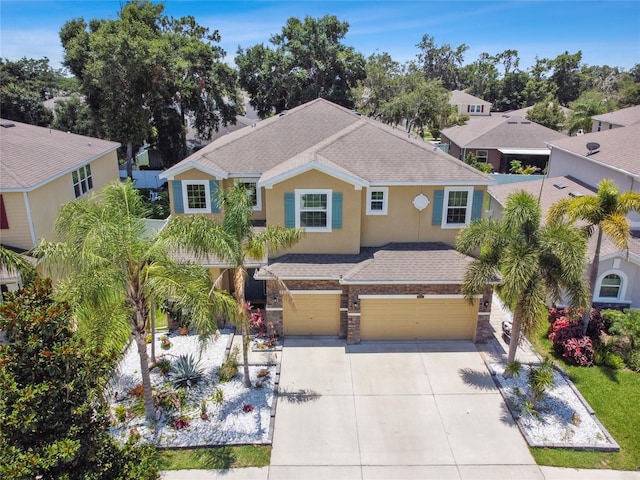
[270,338,541,479]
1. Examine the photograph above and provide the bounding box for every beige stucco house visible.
[161,99,495,344]
[0,119,120,295]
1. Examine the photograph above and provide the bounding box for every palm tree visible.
[547,178,640,332]
[457,191,589,365]
[161,181,304,387]
[35,180,236,421]
[0,246,35,287]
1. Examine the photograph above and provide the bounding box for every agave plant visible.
[169,354,204,389]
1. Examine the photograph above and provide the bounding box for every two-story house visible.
[160,99,495,344]
[0,119,120,295]
[449,90,492,117]
[590,104,640,132]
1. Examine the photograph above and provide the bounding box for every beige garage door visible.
[283,293,341,335]
[360,297,477,340]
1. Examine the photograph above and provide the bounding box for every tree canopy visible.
[59,0,241,169]
[236,15,366,118]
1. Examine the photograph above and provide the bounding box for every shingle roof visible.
[162,99,492,186]
[255,243,477,283]
[546,124,640,177]
[0,119,120,191]
[449,90,492,107]
[488,176,640,261]
[591,105,640,127]
[441,115,567,149]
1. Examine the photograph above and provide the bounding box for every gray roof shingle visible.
[591,105,640,127]
[0,119,120,190]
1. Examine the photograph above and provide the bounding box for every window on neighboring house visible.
[72,164,93,198]
[239,178,261,211]
[0,194,9,229]
[597,121,602,132]
[476,150,488,163]
[598,273,622,298]
[442,187,473,228]
[295,189,331,232]
[182,180,211,213]
[366,187,388,215]
[469,104,484,113]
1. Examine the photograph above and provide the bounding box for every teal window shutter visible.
[172,181,184,214]
[332,192,342,229]
[284,192,295,228]
[432,190,444,225]
[471,190,484,220]
[209,180,220,213]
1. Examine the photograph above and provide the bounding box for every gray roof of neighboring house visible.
[546,123,640,177]
[0,119,120,191]
[591,105,640,127]
[255,243,478,283]
[441,115,567,149]
[488,175,640,261]
[508,105,572,118]
[162,99,492,186]
[449,90,492,107]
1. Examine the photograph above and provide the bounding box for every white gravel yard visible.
[107,330,276,447]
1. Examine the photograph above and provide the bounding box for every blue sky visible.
[1,1,639,72]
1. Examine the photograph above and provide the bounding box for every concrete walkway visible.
[162,296,640,480]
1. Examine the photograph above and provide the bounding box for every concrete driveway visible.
[270,337,543,480]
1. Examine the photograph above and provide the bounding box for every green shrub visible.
[627,350,640,372]
[169,354,204,389]
[153,357,172,376]
[528,357,555,404]
[114,404,127,423]
[504,360,522,377]
[213,388,224,404]
[218,347,239,382]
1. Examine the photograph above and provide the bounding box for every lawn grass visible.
[157,445,271,470]
[529,327,640,471]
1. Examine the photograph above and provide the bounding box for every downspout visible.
[23,191,37,248]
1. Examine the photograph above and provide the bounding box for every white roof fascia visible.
[497,148,550,155]
[253,274,342,281]
[258,161,369,190]
[159,161,229,180]
[368,180,495,186]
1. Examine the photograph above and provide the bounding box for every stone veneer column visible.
[474,286,494,343]
[265,281,283,337]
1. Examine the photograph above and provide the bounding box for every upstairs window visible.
[442,187,472,228]
[366,187,388,215]
[72,164,93,198]
[182,180,210,213]
[240,178,261,211]
[295,189,331,232]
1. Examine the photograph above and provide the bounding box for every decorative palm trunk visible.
[506,300,524,367]
[584,227,603,334]
[234,268,252,388]
[134,330,155,421]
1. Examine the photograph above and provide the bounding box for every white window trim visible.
[240,177,262,211]
[476,150,488,162]
[470,104,481,113]
[594,269,628,302]
[295,188,332,232]
[366,187,388,215]
[72,164,93,198]
[182,180,211,214]
[441,186,473,229]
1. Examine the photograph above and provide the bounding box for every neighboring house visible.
[591,104,640,132]
[0,119,120,294]
[546,123,640,229]
[441,115,567,173]
[449,90,492,117]
[488,176,640,309]
[160,99,495,344]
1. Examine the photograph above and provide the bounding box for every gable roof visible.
[488,175,640,262]
[162,98,492,187]
[546,123,640,177]
[449,90,492,107]
[0,119,120,191]
[441,115,567,149]
[591,105,640,127]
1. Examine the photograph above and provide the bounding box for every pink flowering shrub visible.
[547,308,595,366]
[561,336,595,366]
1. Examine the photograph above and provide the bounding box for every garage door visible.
[283,293,341,335]
[360,297,477,340]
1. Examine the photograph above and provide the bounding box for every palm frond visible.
[601,213,631,250]
[455,218,505,255]
[461,259,499,301]
[618,191,640,214]
[0,246,35,283]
